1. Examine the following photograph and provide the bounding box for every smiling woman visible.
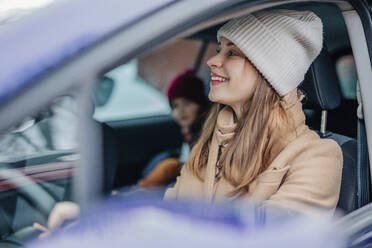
[207,37,260,116]
[164,9,343,216]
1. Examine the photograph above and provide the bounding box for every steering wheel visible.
[0,169,57,247]
[0,169,56,218]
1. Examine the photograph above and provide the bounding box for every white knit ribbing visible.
[217,10,323,96]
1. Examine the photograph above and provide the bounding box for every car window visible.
[0,96,78,159]
[0,0,57,28]
[335,54,357,100]
[0,96,79,239]
[93,59,171,122]
[93,39,217,123]
[93,39,216,191]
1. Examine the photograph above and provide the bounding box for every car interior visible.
[0,1,370,247]
[97,3,368,215]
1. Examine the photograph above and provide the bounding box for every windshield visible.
[0,96,79,243]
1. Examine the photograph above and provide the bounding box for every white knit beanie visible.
[217,9,323,96]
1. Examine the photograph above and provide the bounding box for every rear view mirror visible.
[95,76,114,107]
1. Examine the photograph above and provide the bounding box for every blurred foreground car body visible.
[28,196,346,248]
[0,0,370,247]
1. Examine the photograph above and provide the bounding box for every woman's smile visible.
[210,72,228,86]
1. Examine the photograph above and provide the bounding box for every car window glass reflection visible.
[0,96,78,161]
[0,96,79,241]
[94,59,171,122]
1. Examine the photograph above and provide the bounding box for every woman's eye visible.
[216,48,221,54]
[227,50,237,57]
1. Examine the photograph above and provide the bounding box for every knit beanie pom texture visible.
[217,9,323,96]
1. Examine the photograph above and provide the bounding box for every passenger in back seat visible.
[139,70,210,188]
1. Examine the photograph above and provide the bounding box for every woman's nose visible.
[207,54,222,69]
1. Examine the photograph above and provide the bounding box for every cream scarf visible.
[202,91,305,201]
[204,106,236,201]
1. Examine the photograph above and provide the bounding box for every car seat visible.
[101,123,118,193]
[300,47,358,213]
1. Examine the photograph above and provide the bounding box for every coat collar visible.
[215,106,236,147]
[214,90,306,153]
[269,90,307,161]
[204,90,307,201]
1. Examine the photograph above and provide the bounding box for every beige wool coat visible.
[164,95,343,215]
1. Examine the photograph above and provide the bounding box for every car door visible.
[0,0,179,246]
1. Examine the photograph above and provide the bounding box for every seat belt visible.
[356,81,371,208]
[0,208,13,239]
[357,119,371,207]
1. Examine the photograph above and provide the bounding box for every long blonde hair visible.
[186,75,297,196]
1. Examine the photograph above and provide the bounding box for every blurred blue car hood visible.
[0,0,175,104]
[27,196,346,248]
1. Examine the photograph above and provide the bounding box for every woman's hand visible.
[47,201,80,230]
[33,201,80,238]
[32,222,50,239]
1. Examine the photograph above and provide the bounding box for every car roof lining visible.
[88,0,353,78]
[188,2,351,55]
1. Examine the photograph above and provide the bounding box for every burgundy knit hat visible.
[167,70,208,106]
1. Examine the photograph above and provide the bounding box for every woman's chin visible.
[208,93,224,105]
[208,92,218,103]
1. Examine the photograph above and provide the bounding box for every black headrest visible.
[299,47,342,110]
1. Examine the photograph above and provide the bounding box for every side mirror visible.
[95,76,114,107]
